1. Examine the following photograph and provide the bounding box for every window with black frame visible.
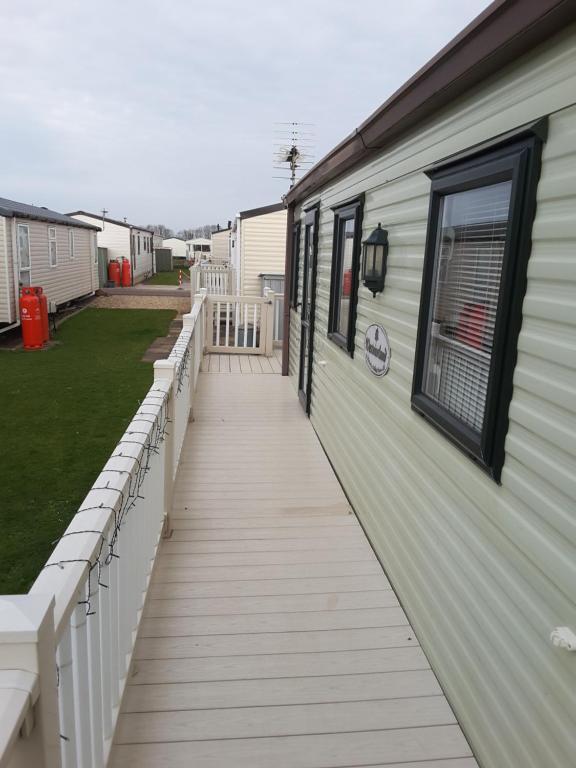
[412,134,544,480]
[328,198,363,354]
[290,222,301,309]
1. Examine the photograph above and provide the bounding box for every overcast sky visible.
[0,0,489,230]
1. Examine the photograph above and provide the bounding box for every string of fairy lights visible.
[41,329,193,745]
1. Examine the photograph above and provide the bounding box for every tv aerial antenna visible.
[273,122,315,189]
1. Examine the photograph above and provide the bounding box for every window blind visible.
[423,181,512,433]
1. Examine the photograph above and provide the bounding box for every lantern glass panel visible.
[373,247,383,275]
[364,244,375,278]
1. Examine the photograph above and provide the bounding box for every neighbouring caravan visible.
[68,211,154,284]
[232,203,287,296]
[162,237,187,259]
[186,238,211,262]
[0,198,99,327]
[284,3,576,768]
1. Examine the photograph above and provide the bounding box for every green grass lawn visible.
[145,268,189,286]
[0,307,175,594]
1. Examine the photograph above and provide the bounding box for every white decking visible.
[110,364,477,767]
[201,349,283,374]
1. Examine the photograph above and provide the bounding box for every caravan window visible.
[17,224,31,286]
[48,227,57,267]
[328,198,363,355]
[412,136,543,480]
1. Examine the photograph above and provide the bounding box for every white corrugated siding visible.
[289,25,576,768]
[14,218,97,307]
[70,215,153,283]
[72,215,129,262]
[211,229,230,262]
[240,209,287,296]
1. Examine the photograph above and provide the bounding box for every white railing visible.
[189,265,235,296]
[205,290,274,356]
[0,293,207,768]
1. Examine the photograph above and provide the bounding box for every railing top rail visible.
[206,294,271,304]
[190,264,230,271]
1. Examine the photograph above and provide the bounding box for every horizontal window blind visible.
[423,181,512,433]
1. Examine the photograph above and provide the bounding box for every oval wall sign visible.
[364,324,391,377]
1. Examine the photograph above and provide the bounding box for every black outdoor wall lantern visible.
[362,223,388,297]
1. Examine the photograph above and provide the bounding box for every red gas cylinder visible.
[20,287,44,349]
[121,258,131,287]
[343,268,352,297]
[108,259,121,286]
[32,286,50,343]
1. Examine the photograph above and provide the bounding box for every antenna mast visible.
[273,122,315,189]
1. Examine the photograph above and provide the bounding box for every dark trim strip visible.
[282,204,295,376]
[286,0,573,205]
[67,210,154,233]
[239,202,284,220]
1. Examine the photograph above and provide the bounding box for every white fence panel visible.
[204,293,274,356]
[190,265,235,296]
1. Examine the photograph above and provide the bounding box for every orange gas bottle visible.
[108,259,121,286]
[20,287,44,349]
[121,258,131,287]
[33,286,49,343]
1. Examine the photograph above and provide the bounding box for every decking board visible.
[109,365,477,767]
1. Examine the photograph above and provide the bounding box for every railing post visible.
[191,267,198,297]
[154,359,176,538]
[263,288,275,357]
[0,595,61,768]
[195,289,207,354]
[182,312,196,415]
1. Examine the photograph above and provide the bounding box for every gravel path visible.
[91,295,190,313]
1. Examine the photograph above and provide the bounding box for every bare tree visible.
[144,223,221,241]
[146,224,174,239]
[177,224,220,240]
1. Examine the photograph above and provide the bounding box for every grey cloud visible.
[0,0,489,229]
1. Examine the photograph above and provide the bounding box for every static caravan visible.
[186,238,212,262]
[162,237,187,259]
[0,198,99,328]
[283,2,576,768]
[68,211,154,284]
[232,202,287,296]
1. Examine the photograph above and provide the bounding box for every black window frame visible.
[327,196,364,356]
[411,133,544,482]
[290,221,301,309]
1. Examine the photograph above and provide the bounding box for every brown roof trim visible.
[286,0,575,205]
[239,202,284,220]
[67,210,155,234]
